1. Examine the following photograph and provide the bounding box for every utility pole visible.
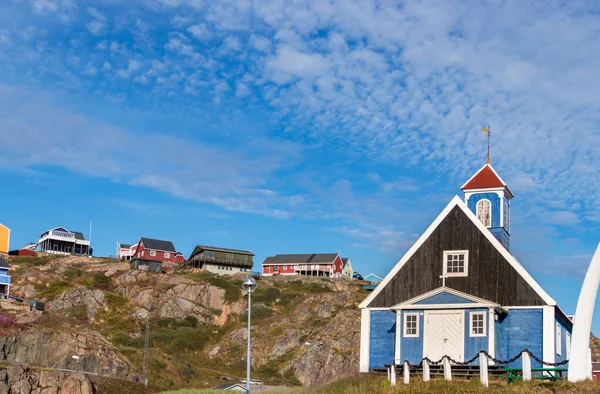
[88,221,93,257]
[143,314,149,386]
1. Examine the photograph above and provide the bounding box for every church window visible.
[476,199,491,227]
[470,312,486,337]
[404,313,419,337]
[443,250,469,277]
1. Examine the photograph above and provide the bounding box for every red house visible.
[132,237,186,264]
[262,253,344,278]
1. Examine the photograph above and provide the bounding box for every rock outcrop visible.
[0,329,139,381]
[289,309,360,386]
[0,365,95,394]
[49,287,105,319]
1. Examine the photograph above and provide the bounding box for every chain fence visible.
[402,349,568,369]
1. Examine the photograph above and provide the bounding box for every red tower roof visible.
[461,164,513,197]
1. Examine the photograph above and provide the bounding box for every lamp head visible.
[242,277,258,293]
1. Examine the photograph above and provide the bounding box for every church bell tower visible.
[461,163,513,251]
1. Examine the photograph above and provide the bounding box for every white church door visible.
[423,310,464,362]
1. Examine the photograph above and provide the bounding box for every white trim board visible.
[359,196,556,309]
[359,308,371,373]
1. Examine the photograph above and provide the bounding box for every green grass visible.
[34,279,71,300]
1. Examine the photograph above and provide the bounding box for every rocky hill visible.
[0,255,365,392]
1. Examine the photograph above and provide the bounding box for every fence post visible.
[423,359,430,382]
[443,356,452,381]
[522,351,532,381]
[387,365,391,382]
[479,351,489,387]
[403,361,410,384]
[390,363,397,386]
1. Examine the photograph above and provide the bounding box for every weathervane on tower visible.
[481,125,491,164]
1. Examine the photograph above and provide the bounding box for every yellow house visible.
[0,223,10,253]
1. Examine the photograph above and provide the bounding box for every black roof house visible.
[140,237,177,252]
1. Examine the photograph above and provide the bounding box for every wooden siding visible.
[400,310,424,364]
[368,206,545,308]
[369,310,396,369]
[464,309,489,364]
[495,309,543,368]
[0,225,9,253]
[190,250,253,267]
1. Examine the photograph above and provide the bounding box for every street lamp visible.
[242,277,258,393]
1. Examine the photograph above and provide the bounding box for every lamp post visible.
[242,277,258,394]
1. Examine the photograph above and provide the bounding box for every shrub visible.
[184,315,198,328]
[35,280,70,300]
[253,286,281,305]
[238,304,273,322]
[69,305,89,323]
[86,272,112,290]
[63,267,85,280]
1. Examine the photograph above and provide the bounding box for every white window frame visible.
[503,200,509,231]
[469,311,486,337]
[164,252,170,258]
[403,313,419,338]
[273,265,279,272]
[476,199,492,228]
[566,332,571,358]
[443,250,469,277]
[556,323,562,356]
[149,250,156,257]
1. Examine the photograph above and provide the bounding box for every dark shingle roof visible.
[73,232,85,240]
[140,237,176,253]
[0,257,10,269]
[119,244,132,249]
[262,253,338,266]
[190,245,254,258]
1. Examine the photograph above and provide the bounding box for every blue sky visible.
[0,1,599,331]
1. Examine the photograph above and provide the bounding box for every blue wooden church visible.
[359,162,573,372]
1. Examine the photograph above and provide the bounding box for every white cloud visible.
[187,23,210,40]
[87,20,105,35]
[0,84,302,216]
[266,45,330,84]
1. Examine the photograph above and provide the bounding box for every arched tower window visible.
[476,199,491,228]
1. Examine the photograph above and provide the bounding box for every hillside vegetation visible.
[1,255,365,392]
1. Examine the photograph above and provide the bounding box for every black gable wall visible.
[368,206,546,308]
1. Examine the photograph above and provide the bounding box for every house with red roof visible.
[262,253,344,278]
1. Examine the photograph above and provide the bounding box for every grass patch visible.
[10,255,55,267]
[85,272,113,290]
[63,267,85,280]
[34,280,70,300]
[69,305,89,322]
[238,304,273,322]
[252,286,281,305]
